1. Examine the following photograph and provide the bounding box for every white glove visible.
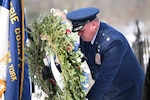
[80,60,95,95]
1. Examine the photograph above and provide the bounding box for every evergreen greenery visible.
[25,11,86,100]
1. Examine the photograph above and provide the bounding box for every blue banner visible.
[0,0,31,100]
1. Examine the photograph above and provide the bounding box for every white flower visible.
[76,58,82,63]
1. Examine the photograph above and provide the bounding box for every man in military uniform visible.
[66,7,145,100]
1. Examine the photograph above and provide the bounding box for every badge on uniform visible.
[95,53,101,65]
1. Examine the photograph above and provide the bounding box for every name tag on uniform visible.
[95,53,101,65]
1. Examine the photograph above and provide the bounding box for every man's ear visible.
[91,22,97,30]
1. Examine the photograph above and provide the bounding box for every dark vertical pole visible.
[133,20,144,69]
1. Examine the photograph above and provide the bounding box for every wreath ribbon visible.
[0,79,6,98]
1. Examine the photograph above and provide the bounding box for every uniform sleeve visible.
[87,39,127,100]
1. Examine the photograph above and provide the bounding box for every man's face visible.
[77,22,95,42]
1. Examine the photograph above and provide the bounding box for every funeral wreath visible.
[25,9,87,100]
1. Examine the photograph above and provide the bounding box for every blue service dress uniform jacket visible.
[80,22,145,100]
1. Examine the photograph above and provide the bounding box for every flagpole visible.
[20,0,25,99]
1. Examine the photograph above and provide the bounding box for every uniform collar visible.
[91,24,100,45]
